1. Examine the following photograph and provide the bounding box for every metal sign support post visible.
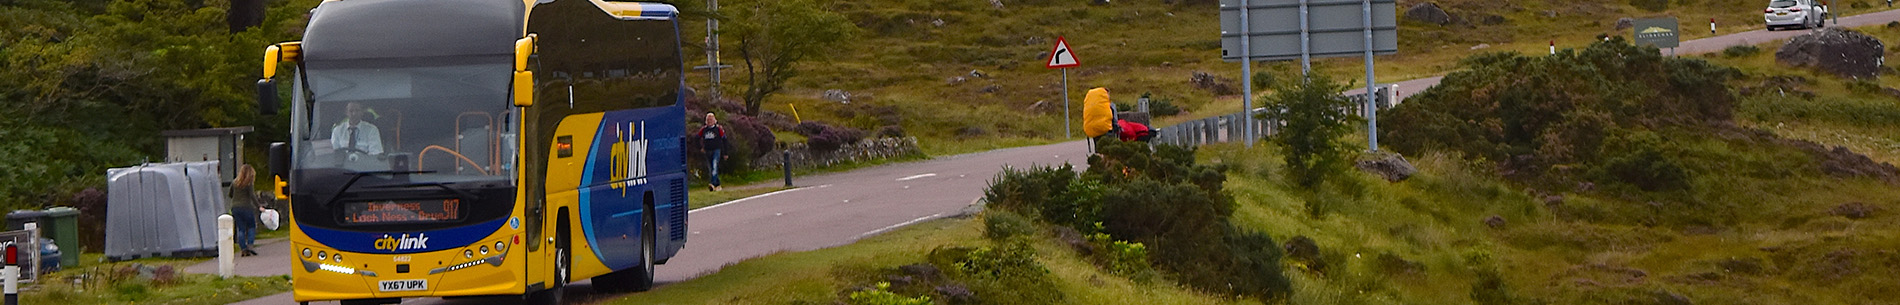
[1240,0,1255,147]
[692,0,733,101]
[1363,0,1377,152]
[707,0,720,100]
[1300,0,1312,75]
[1062,68,1071,139]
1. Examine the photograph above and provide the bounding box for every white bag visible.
[260,209,282,230]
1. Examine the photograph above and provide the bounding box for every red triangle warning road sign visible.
[1046,37,1080,69]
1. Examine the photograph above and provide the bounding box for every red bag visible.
[1116,120,1153,142]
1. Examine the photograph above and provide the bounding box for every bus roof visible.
[593,1,677,20]
[303,0,525,62]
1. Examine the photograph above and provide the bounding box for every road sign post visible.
[1240,0,1254,147]
[1046,37,1081,139]
[1363,0,1377,151]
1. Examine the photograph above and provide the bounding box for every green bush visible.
[1468,269,1519,305]
[1085,228,1155,281]
[927,241,1062,305]
[1126,93,1184,116]
[849,282,934,305]
[1221,230,1294,300]
[1149,98,1183,116]
[982,210,1037,241]
[1086,140,1290,300]
[1846,79,1884,95]
[1590,132,1692,191]
[981,164,1101,229]
[1722,45,1761,58]
[1256,74,1360,188]
[1382,37,1740,189]
[979,139,1290,300]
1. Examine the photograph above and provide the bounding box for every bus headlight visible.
[302,248,312,258]
[479,245,490,255]
[496,241,506,252]
[333,254,343,263]
[317,251,327,261]
[464,250,474,258]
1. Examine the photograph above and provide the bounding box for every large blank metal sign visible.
[1220,0,1398,61]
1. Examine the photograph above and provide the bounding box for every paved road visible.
[213,141,1090,304]
[212,9,1900,305]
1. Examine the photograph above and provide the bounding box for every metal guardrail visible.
[1155,85,1395,147]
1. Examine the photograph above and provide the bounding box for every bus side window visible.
[501,111,518,178]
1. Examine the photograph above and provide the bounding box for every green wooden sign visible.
[1633,18,1680,48]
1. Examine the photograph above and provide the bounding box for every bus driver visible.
[331,102,385,157]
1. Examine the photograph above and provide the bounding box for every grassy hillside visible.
[612,217,1247,305]
[673,0,1897,156]
[1702,24,1900,164]
[621,30,1900,305]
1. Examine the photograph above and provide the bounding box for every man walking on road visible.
[698,112,730,191]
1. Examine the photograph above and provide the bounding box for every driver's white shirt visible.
[330,121,385,155]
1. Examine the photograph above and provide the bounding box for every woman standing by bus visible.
[229,164,260,256]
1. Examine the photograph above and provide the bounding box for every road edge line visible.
[690,184,829,214]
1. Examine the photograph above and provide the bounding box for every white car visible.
[1765,0,1829,31]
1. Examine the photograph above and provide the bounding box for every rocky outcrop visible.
[751,137,922,170]
[1190,71,1238,96]
[1776,29,1887,79]
[823,89,853,103]
[1356,152,1418,182]
[1405,3,1451,25]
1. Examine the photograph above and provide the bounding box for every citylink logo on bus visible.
[609,121,650,195]
[373,233,431,252]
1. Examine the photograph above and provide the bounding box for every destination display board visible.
[342,199,464,225]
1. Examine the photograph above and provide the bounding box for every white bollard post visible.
[3,265,16,305]
[218,214,234,278]
[1710,18,1716,34]
[1549,40,1555,55]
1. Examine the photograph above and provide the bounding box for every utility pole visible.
[694,0,731,101]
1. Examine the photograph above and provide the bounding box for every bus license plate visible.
[379,279,428,292]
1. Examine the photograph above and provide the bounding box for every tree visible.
[1256,75,1359,188]
[0,0,315,208]
[721,0,855,115]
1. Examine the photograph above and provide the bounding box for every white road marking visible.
[857,213,946,239]
[896,173,937,181]
[690,184,831,214]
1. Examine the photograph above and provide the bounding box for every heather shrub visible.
[1382,37,1738,189]
[795,121,867,152]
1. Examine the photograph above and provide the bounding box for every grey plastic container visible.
[105,161,227,260]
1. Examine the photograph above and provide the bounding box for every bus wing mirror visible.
[257,79,279,115]
[513,35,536,107]
[259,42,298,115]
[258,44,282,115]
[513,71,534,107]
